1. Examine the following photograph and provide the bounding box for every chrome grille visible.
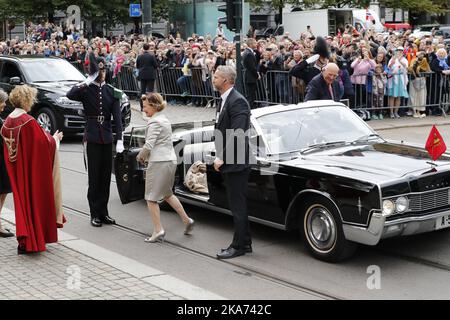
[408,188,450,212]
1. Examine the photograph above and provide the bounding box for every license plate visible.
[435,215,450,230]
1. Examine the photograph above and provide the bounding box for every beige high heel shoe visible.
[144,230,165,243]
[184,218,195,235]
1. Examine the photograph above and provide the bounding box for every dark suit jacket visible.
[242,48,258,84]
[289,60,321,85]
[66,82,123,144]
[214,88,252,173]
[136,52,158,80]
[304,73,341,102]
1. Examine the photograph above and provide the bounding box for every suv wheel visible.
[36,107,57,134]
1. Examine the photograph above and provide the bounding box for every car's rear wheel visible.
[36,107,57,134]
[301,197,357,262]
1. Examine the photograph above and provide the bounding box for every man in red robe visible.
[1,107,62,254]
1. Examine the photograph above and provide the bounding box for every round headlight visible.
[395,196,409,213]
[382,200,395,216]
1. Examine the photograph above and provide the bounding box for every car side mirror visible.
[9,77,21,85]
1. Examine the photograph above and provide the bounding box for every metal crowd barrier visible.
[157,66,216,105]
[349,72,449,117]
[70,62,448,117]
[253,70,305,107]
[113,66,140,96]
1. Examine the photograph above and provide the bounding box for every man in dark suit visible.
[136,43,158,111]
[212,66,253,259]
[289,36,330,88]
[242,38,259,109]
[304,63,340,102]
[67,53,124,227]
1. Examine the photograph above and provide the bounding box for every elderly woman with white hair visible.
[0,88,13,238]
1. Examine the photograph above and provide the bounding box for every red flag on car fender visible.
[425,125,447,161]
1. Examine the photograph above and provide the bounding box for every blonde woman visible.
[0,85,64,254]
[137,93,194,243]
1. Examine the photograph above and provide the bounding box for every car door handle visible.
[205,153,215,164]
[257,159,271,167]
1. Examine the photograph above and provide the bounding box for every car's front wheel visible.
[301,197,357,262]
[36,107,57,134]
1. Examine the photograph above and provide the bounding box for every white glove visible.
[84,71,99,85]
[306,54,320,64]
[116,140,124,153]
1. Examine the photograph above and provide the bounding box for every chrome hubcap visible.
[37,113,51,133]
[306,206,337,252]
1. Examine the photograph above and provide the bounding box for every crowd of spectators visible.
[1,21,450,118]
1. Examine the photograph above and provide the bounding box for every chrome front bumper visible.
[343,210,450,246]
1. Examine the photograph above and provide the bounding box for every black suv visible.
[0,55,131,134]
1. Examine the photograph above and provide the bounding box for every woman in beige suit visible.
[137,93,194,243]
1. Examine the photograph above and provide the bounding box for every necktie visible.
[329,84,334,101]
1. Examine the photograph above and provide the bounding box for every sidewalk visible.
[130,100,450,131]
[0,209,224,300]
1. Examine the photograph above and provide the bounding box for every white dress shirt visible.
[216,87,233,123]
[215,87,234,161]
[219,87,233,112]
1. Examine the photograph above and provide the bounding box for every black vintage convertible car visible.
[115,101,450,262]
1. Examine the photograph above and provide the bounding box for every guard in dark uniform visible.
[66,53,124,227]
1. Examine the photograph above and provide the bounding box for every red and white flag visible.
[425,125,447,161]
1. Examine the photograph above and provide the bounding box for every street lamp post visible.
[235,0,243,93]
[193,0,197,34]
[142,0,152,38]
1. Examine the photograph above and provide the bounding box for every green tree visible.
[248,0,447,14]
[379,0,447,13]
[0,0,173,28]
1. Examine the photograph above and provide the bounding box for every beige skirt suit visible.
[137,113,177,201]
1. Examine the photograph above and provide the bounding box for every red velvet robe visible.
[1,113,58,252]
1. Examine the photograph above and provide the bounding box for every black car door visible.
[246,126,286,224]
[205,125,286,224]
[114,126,146,204]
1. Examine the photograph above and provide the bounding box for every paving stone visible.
[0,222,183,300]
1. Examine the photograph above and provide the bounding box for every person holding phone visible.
[386,46,409,118]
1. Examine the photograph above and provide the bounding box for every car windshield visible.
[256,105,375,155]
[21,59,85,83]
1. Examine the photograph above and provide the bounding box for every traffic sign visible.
[130,4,141,17]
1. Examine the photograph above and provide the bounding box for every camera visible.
[336,57,348,70]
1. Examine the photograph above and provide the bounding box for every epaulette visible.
[107,84,123,100]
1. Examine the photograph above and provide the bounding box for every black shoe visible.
[91,218,102,227]
[217,247,245,260]
[0,228,14,238]
[17,247,28,255]
[221,244,252,253]
[101,216,116,225]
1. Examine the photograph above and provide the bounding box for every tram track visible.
[62,204,343,300]
[58,163,450,297]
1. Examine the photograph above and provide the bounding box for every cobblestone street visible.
[0,219,183,300]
